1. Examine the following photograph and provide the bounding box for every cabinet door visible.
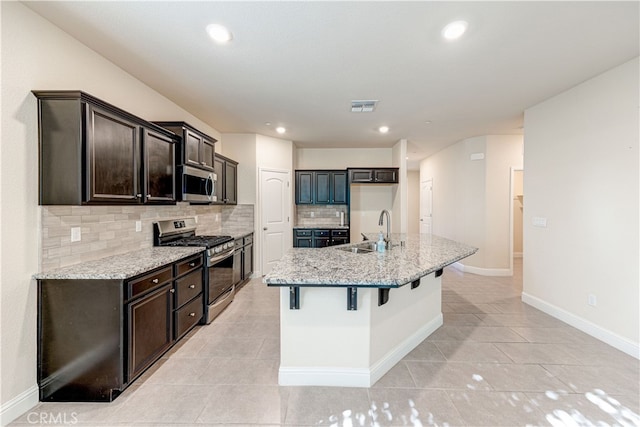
[315,172,330,204]
[128,284,173,380]
[331,172,348,204]
[295,171,314,204]
[313,237,331,248]
[184,130,202,168]
[87,105,140,202]
[213,156,225,204]
[374,169,398,183]
[294,237,312,247]
[243,243,253,279]
[224,161,237,204]
[331,237,349,246]
[201,138,216,171]
[349,169,373,183]
[143,128,175,203]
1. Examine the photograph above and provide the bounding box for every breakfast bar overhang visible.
[264,234,477,387]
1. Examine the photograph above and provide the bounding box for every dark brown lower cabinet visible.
[128,284,173,381]
[37,253,204,402]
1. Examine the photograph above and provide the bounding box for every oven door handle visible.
[208,249,235,265]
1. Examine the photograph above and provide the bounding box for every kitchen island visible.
[264,233,477,387]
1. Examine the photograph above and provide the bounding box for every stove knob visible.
[214,247,221,253]
[222,243,228,250]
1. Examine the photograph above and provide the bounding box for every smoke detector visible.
[351,100,378,113]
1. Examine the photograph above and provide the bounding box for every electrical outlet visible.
[336,212,340,217]
[135,220,142,232]
[588,294,597,306]
[195,215,199,223]
[310,212,315,218]
[70,227,81,242]
[215,213,220,221]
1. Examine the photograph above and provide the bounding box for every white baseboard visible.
[453,262,512,277]
[0,385,39,427]
[278,314,443,387]
[522,292,640,359]
[369,313,443,385]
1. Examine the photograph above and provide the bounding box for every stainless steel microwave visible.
[180,165,217,203]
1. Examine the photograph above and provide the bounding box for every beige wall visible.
[220,134,257,206]
[419,134,523,273]
[523,57,639,356]
[294,147,392,169]
[0,3,223,422]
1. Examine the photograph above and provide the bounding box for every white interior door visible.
[420,179,433,234]
[260,169,290,276]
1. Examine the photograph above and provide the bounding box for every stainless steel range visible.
[154,217,235,323]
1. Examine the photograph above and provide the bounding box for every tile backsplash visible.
[295,205,348,227]
[41,203,254,271]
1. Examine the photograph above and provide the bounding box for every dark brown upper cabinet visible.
[295,170,348,205]
[154,122,216,172]
[213,154,238,205]
[348,168,399,184]
[34,91,178,205]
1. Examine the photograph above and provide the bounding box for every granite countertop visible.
[34,247,205,280]
[264,233,477,288]
[223,226,255,239]
[294,224,350,229]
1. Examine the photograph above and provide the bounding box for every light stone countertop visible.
[294,224,350,229]
[263,233,477,288]
[224,226,255,240]
[34,247,205,280]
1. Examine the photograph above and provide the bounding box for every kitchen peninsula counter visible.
[264,233,476,287]
[264,233,476,389]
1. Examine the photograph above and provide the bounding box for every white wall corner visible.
[452,261,512,277]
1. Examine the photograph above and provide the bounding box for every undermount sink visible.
[338,241,377,254]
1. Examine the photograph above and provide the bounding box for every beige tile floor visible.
[12,259,640,426]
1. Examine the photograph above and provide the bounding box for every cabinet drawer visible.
[175,254,202,277]
[175,269,203,307]
[295,229,312,237]
[128,266,173,299]
[331,229,349,237]
[174,296,203,340]
[244,235,253,245]
[313,229,330,237]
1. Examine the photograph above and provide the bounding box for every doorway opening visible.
[510,168,524,275]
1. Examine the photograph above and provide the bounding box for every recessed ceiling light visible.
[276,127,286,134]
[425,120,432,124]
[378,126,389,134]
[441,20,468,40]
[265,122,272,126]
[206,24,233,44]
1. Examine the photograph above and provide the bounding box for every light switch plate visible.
[532,217,547,228]
[71,227,81,242]
[135,221,142,232]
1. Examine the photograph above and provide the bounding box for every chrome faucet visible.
[378,209,391,249]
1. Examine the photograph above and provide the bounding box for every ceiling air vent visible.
[351,100,378,113]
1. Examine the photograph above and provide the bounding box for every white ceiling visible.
[25,1,639,168]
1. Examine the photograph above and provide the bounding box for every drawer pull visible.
[189,262,196,267]
[170,289,175,294]
[188,284,196,289]
[152,278,159,284]
[188,312,196,317]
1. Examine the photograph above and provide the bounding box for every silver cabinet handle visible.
[189,284,196,289]
[152,278,159,284]
[189,312,196,317]
[189,262,196,267]
[146,194,151,198]
[170,289,175,293]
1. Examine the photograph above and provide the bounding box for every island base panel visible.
[278,273,442,387]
